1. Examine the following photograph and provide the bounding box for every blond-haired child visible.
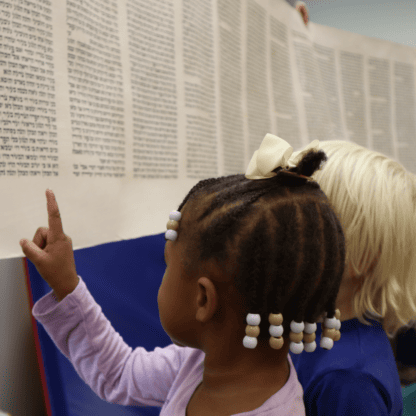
[289,139,416,415]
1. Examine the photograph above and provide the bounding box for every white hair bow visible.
[245,134,320,180]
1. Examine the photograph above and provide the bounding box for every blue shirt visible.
[289,318,403,415]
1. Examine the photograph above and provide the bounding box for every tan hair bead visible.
[323,328,336,339]
[269,313,283,326]
[289,331,303,343]
[269,336,284,350]
[166,220,179,231]
[335,309,341,320]
[303,332,316,343]
[333,330,341,342]
[245,325,260,337]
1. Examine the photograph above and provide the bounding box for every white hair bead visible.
[304,340,317,353]
[324,316,337,329]
[304,322,317,334]
[165,230,178,241]
[290,341,304,354]
[320,336,334,350]
[169,211,182,221]
[243,336,258,349]
[290,320,305,333]
[246,313,261,326]
[269,325,284,338]
[335,319,341,331]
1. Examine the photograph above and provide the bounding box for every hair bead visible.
[323,327,336,339]
[269,324,284,338]
[304,322,317,334]
[289,331,303,343]
[290,341,304,354]
[169,210,182,221]
[246,325,260,337]
[304,341,317,352]
[246,313,261,326]
[269,313,283,326]
[303,332,316,343]
[303,320,318,353]
[320,337,334,350]
[244,313,261,349]
[289,320,305,354]
[243,336,258,349]
[269,314,284,349]
[290,320,305,333]
[165,229,178,241]
[269,336,284,350]
[165,211,181,241]
[324,316,337,329]
[166,220,180,231]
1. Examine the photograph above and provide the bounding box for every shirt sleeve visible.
[305,370,390,416]
[32,276,183,407]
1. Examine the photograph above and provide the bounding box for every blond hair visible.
[311,140,416,339]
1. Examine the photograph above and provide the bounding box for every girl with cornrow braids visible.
[23,134,345,415]
[288,139,416,416]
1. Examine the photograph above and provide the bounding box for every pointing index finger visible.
[46,189,64,238]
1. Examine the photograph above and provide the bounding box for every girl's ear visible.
[195,277,218,323]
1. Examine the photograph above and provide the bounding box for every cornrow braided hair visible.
[177,149,346,342]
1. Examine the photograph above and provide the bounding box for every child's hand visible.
[295,1,309,26]
[20,189,79,301]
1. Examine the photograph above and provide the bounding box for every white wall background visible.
[307,0,416,48]
[1,1,415,414]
